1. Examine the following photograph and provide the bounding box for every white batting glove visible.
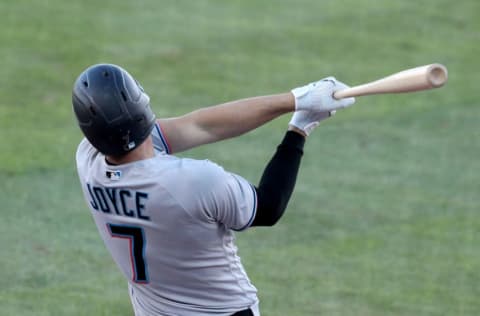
[291,77,356,112]
[289,110,335,136]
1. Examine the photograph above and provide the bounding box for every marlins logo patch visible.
[106,170,122,180]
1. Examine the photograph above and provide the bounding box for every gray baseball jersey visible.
[76,122,260,316]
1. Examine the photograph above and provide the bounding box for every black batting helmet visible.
[72,64,156,156]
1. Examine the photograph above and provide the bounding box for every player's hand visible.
[291,77,356,112]
[288,110,335,136]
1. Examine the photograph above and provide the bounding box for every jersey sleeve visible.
[151,121,171,154]
[202,163,258,231]
[164,159,258,231]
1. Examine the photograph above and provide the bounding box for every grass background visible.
[1,0,479,315]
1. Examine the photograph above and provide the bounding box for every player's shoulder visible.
[183,158,226,176]
[167,157,229,188]
[76,138,98,158]
[75,138,100,170]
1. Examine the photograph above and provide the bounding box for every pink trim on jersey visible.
[155,121,172,154]
[107,224,141,284]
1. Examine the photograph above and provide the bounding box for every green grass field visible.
[1,1,479,315]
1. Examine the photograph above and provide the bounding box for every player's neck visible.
[106,137,155,165]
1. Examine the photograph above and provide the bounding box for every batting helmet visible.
[72,64,156,156]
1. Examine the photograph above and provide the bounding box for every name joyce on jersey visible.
[86,183,151,221]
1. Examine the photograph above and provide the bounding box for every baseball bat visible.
[333,63,448,99]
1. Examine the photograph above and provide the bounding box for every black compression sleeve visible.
[251,131,305,226]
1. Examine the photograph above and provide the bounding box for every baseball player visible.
[73,64,355,316]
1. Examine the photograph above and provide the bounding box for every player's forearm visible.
[190,93,294,139]
[159,93,295,153]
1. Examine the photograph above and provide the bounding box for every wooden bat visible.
[333,63,448,99]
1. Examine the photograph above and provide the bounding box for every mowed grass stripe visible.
[0,0,478,315]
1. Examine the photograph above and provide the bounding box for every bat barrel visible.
[333,63,448,99]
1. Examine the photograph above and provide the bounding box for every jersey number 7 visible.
[107,223,149,283]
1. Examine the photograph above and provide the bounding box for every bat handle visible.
[333,88,355,100]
